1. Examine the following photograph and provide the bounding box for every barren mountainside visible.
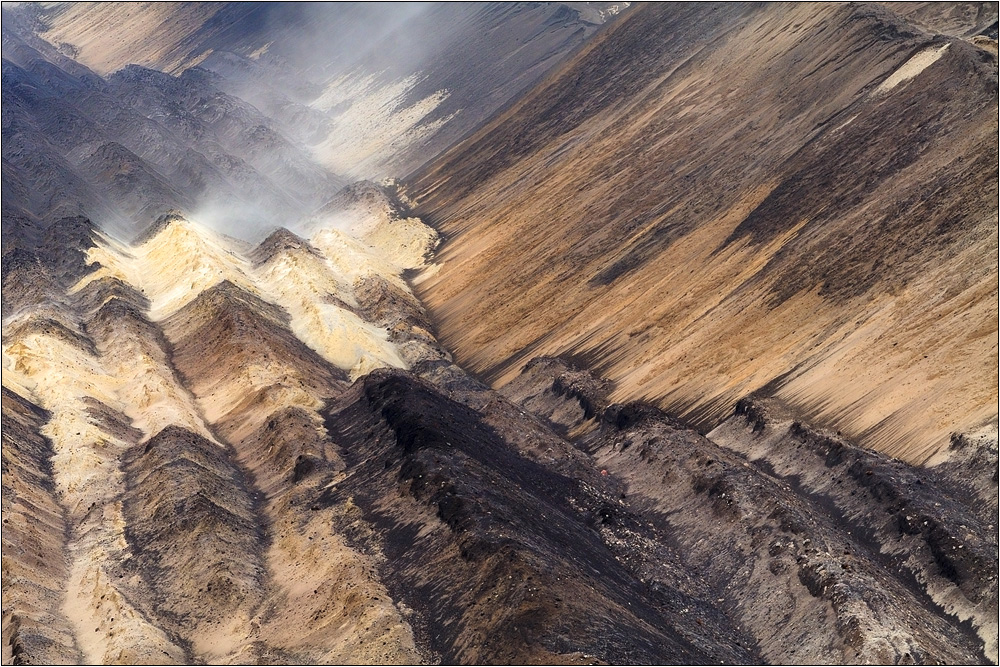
[409,1,999,465]
[2,2,998,666]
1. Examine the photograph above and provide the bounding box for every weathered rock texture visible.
[2,3,997,665]
[408,2,999,464]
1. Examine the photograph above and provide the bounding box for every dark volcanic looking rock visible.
[323,370,756,664]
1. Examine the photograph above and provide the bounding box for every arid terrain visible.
[409,2,998,465]
[2,2,997,665]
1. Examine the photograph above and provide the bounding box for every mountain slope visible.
[408,1,999,464]
[3,210,993,663]
[18,1,623,180]
[1,3,997,665]
[1,30,343,240]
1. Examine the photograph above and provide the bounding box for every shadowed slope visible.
[322,369,757,665]
[17,2,621,180]
[500,356,996,663]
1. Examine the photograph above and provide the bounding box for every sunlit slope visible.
[37,2,225,74]
[1,292,219,662]
[409,2,999,464]
[75,208,434,379]
[0,205,439,663]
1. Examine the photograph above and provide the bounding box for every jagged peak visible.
[600,400,682,432]
[248,227,321,266]
[2,247,61,319]
[312,180,400,223]
[135,424,227,460]
[177,65,222,86]
[107,63,173,85]
[42,215,97,246]
[5,5,994,663]
[2,246,43,277]
[133,213,249,263]
[88,294,151,325]
[169,278,290,329]
[133,211,192,246]
[72,275,150,315]
[83,140,145,165]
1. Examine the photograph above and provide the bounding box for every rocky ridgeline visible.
[501,355,998,664]
[5,204,994,664]
[0,200,441,663]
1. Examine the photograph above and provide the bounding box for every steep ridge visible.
[2,249,64,321]
[710,398,999,660]
[76,210,427,378]
[13,2,624,180]
[881,2,999,38]
[408,2,999,463]
[119,425,265,661]
[2,26,343,240]
[114,213,450,662]
[1,388,80,665]
[8,193,992,663]
[158,278,425,665]
[1,201,445,663]
[585,404,987,664]
[321,370,754,665]
[497,356,995,663]
[2,222,218,662]
[3,327,190,663]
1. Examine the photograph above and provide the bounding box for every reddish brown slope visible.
[409,2,999,464]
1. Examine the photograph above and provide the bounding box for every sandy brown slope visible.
[1,217,431,664]
[1,388,80,665]
[33,2,227,75]
[3,211,994,664]
[408,2,999,464]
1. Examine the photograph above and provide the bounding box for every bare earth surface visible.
[409,2,999,465]
[1,2,997,665]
